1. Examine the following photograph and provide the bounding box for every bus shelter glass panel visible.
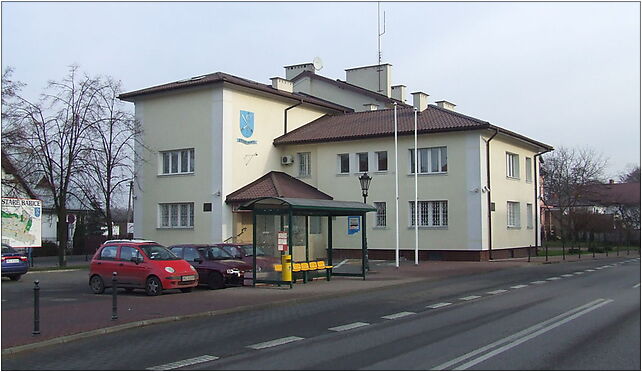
[331,215,364,275]
[253,213,287,282]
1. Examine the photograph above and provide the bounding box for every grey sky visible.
[2,1,640,178]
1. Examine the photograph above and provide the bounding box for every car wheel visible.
[9,275,21,281]
[90,275,105,294]
[180,287,193,293]
[145,276,162,296]
[207,272,225,290]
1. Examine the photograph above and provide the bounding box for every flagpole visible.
[414,108,419,265]
[394,103,399,268]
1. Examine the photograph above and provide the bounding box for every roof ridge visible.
[270,172,283,197]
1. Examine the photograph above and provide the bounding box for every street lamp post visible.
[359,172,372,272]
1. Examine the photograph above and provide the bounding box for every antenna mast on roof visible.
[377,2,386,94]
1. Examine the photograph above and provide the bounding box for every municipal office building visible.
[119,61,552,261]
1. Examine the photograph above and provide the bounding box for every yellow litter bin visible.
[281,254,292,282]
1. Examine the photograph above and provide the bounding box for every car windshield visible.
[2,245,16,255]
[202,246,235,260]
[140,245,180,260]
[241,245,265,256]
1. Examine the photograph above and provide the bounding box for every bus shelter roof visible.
[239,197,376,216]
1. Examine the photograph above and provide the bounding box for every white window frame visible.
[525,157,532,183]
[506,152,520,179]
[158,203,194,229]
[507,201,520,228]
[527,203,533,229]
[160,149,195,175]
[375,151,388,172]
[298,152,311,178]
[337,153,350,174]
[409,147,447,174]
[374,202,387,227]
[357,152,369,173]
[409,201,448,227]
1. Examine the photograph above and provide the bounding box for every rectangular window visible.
[298,152,311,177]
[159,203,194,228]
[374,202,387,227]
[507,152,520,179]
[409,201,448,227]
[160,149,195,175]
[527,203,533,229]
[410,147,447,174]
[338,154,350,174]
[376,151,388,171]
[357,152,369,172]
[525,157,532,183]
[507,201,520,228]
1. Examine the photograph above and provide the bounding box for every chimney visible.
[391,85,407,102]
[436,100,457,111]
[362,103,379,111]
[284,63,315,80]
[609,179,615,184]
[345,63,392,97]
[270,77,294,93]
[411,91,429,111]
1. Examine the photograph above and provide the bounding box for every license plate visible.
[181,275,195,281]
[5,259,19,264]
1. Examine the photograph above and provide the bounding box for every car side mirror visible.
[194,258,203,264]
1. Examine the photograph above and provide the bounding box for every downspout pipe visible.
[284,100,303,135]
[485,128,499,260]
[533,148,553,250]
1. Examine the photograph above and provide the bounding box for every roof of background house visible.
[582,182,641,206]
[290,70,412,107]
[119,72,353,113]
[273,105,553,150]
[225,171,333,204]
[1,150,37,199]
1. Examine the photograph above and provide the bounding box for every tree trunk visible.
[56,207,68,267]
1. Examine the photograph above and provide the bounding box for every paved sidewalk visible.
[2,254,638,353]
[28,255,91,269]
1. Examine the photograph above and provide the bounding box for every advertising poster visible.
[1,198,42,248]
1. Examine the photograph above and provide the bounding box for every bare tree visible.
[5,65,105,266]
[619,165,641,183]
[75,77,140,239]
[542,147,608,246]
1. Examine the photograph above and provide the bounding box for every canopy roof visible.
[239,197,376,216]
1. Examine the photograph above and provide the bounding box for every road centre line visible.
[634,283,640,288]
[561,274,574,277]
[546,277,561,281]
[382,312,416,320]
[510,285,528,289]
[585,269,595,272]
[459,295,482,301]
[432,298,613,371]
[573,272,584,275]
[146,355,219,370]
[427,302,453,309]
[247,336,304,350]
[486,290,508,295]
[328,322,370,332]
[530,281,547,285]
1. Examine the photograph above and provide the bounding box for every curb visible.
[2,275,426,356]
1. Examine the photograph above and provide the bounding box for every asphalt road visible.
[2,257,639,370]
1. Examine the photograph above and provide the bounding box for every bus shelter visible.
[239,197,376,287]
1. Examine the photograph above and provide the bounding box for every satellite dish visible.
[313,57,324,71]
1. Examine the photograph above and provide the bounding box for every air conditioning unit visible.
[281,155,294,165]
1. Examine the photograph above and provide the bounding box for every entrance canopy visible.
[240,197,376,287]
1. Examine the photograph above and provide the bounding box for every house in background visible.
[120,61,552,261]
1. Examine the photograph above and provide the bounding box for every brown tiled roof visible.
[273,105,552,150]
[119,72,353,113]
[582,182,641,206]
[225,171,333,204]
[1,150,37,199]
[291,70,411,107]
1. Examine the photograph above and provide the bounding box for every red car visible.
[169,244,252,289]
[89,240,198,296]
[216,243,280,273]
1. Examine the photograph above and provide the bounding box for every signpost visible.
[1,198,42,248]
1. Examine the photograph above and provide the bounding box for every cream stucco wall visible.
[293,76,394,112]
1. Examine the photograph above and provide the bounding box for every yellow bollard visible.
[281,254,292,282]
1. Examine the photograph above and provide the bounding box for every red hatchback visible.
[89,240,198,296]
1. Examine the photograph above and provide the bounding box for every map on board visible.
[1,198,42,248]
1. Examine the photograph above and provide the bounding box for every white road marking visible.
[573,272,584,275]
[247,336,304,349]
[432,298,613,371]
[50,298,78,302]
[546,277,561,281]
[459,295,482,301]
[530,281,547,285]
[382,311,415,320]
[585,269,595,272]
[561,274,574,277]
[510,285,528,289]
[427,302,453,309]
[328,322,370,332]
[146,355,219,370]
[486,290,508,295]
[332,259,349,269]
[633,283,640,288]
